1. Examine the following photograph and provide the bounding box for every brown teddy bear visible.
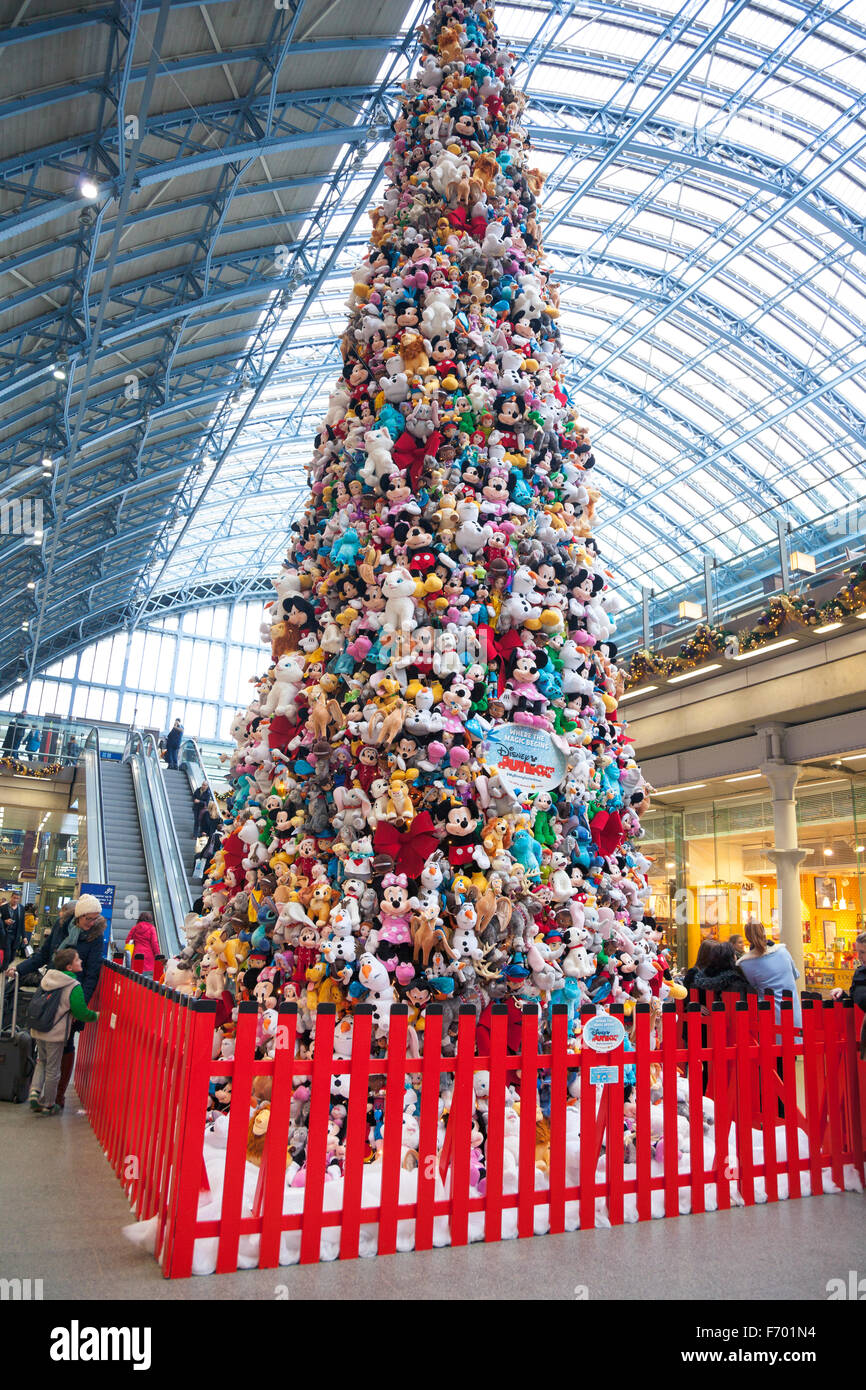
[438,21,463,64]
[466,269,488,306]
[398,331,430,378]
[472,152,499,195]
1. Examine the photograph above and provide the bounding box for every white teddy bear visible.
[361,426,397,486]
[481,221,508,258]
[421,286,456,338]
[381,567,418,634]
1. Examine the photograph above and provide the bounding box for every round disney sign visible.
[478,722,567,797]
[582,1013,626,1053]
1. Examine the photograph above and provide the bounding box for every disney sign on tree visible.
[199,0,676,1065]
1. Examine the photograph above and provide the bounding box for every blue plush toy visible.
[330,527,361,566]
[510,828,543,880]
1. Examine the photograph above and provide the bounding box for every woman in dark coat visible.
[192,782,210,836]
[683,939,756,1006]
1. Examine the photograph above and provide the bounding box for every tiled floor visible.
[1,1090,863,1300]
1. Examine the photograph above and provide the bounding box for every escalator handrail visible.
[123,729,186,957]
[140,731,194,923]
[80,726,107,882]
[178,733,211,807]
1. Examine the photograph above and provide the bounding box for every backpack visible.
[29,985,67,1034]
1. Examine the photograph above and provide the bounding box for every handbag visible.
[194,834,208,853]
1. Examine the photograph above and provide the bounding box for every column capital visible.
[759,759,801,801]
[763,847,809,868]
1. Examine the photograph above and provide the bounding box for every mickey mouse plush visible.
[433,798,490,873]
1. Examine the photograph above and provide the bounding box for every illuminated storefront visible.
[641,771,866,990]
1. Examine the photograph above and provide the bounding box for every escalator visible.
[72,727,190,958]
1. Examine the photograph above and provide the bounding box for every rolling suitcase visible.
[0,972,36,1103]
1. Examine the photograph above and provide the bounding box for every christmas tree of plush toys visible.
[192,0,679,1063]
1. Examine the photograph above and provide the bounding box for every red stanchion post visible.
[779,1000,802,1200]
[215,1003,258,1275]
[800,999,825,1198]
[482,1004,507,1245]
[517,1005,540,1239]
[578,1007,597,1231]
[446,1007,477,1250]
[604,1005,625,1228]
[710,1003,732,1210]
[155,995,192,1256]
[661,1003,679,1217]
[840,999,864,1182]
[338,1005,374,1262]
[822,1000,846,1192]
[686,1004,705,1216]
[414,1005,443,1254]
[257,1003,298,1269]
[376,1006,410,1259]
[299,1005,337,1265]
[548,1005,568,1235]
[733,1003,756,1206]
[756,1001,779,1204]
[634,1003,653,1223]
[161,998,217,1279]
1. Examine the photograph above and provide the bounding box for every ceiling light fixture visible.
[618,685,657,700]
[789,550,816,574]
[79,175,100,200]
[732,638,798,660]
[654,782,707,795]
[667,664,721,683]
[725,773,761,783]
[814,622,843,634]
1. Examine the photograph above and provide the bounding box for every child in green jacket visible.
[29,946,98,1115]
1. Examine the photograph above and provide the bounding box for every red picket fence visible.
[75,963,865,1279]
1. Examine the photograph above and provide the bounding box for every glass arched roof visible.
[1,0,865,691]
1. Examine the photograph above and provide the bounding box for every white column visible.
[760,759,807,978]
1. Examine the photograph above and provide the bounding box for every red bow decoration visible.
[373,811,439,880]
[392,429,442,491]
[478,624,523,695]
[589,810,625,858]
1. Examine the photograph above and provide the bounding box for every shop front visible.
[640,771,866,992]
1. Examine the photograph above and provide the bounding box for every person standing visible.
[23,725,41,763]
[124,915,160,977]
[0,891,25,965]
[192,781,210,836]
[165,717,183,770]
[6,893,104,1108]
[737,920,802,1029]
[29,947,98,1114]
